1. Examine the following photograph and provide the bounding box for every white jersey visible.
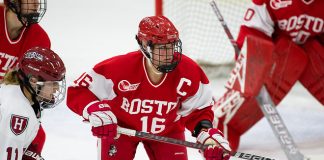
[0,84,40,160]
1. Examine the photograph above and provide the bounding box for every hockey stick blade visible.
[117,126,275,160]
[209,1,308,160]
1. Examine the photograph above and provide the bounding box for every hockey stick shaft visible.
[117,126,275,160]
[209,0,240,56]
[256,86,307,160]
[209,1,307,160]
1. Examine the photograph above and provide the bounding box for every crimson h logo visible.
[10,114,29,135]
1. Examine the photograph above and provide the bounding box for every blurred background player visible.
[0,1,50,159]
[66,16,231,160]
[0,47,66,160]
[0,0,49,79]
[214,0,324,151]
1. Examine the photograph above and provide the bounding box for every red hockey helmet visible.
[136,16,182,73]
[137,16,179,44]
[4,0,47,26]
[18,47,65,81]
[18,47,66,109]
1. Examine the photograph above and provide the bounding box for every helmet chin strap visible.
[17,70,42,118]
[145,57,163,75]
[138,41,164,75]
[145,44,164,75]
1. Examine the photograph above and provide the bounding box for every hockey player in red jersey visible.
[0,0,50,80]
[0,47,66,160]
[0,0,51,159]
[214,0,324,151]
[67,16,231,160]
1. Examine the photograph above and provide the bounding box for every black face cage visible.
[8,0,47,26]
[136,35,183,73]
[151,40,182,73]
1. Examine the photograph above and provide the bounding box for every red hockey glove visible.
[83,101,117,139]
[197,128,231,160]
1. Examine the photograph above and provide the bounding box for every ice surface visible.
[30,0,324,159]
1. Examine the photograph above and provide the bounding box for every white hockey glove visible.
[197,128,231,160]
[83,101,118,139]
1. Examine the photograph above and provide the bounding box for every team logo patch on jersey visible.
[270,0,292,10]
[118,80,140,92]
[10,114,29,135]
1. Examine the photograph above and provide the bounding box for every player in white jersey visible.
[0,47,66,160]
[67,16,231,160]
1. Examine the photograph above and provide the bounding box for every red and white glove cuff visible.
[197,129,231,152]
[82,100,100,120]
[89,110,117,127]
[82,101,117,127]
[197,130,211,144]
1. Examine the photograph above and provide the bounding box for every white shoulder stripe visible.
[244,3,274,37]
[177,82,213,117]
[88,69,117,101]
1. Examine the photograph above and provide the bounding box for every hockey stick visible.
[23,149,45,160]
[209,1,308,160]
[209,0,240,56]
[117,126,275,160]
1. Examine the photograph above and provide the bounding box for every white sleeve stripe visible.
[244,3,274,37]
[177,82,213,117]
[89,69,117,101]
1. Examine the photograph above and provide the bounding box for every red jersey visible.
[0,6,50,79]
[237,0,324,47]
[67,51,214,135]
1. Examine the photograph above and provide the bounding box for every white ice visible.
[20,0,324,159]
